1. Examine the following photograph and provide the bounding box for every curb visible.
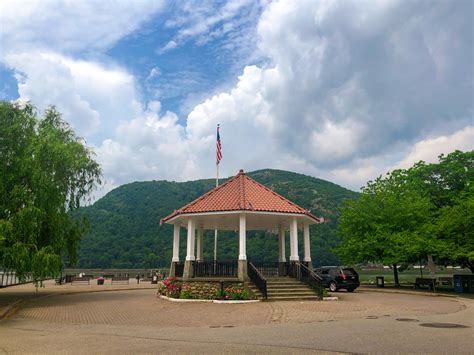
[212,299,260,304]
[358,287,458,298]
[159,295,260,304]
[160,295,212,303]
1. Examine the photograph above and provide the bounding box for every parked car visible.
[314,266,360,292]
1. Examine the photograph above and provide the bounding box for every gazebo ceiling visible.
[162,169,323,230]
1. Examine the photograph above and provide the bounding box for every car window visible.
[343,268,357,277]
[322,269,329,275]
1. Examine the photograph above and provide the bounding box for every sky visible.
[1,0,473,198]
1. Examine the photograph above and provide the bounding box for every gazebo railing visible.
[250,262,280,277]
[194,261,238,278]
[175,262,184,278]
[248,262,267,300]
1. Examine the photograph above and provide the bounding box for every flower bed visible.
[157,277,255,300]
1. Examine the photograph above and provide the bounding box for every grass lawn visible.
[356,268,472,285]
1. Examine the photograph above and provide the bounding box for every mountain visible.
[75,169,359,268]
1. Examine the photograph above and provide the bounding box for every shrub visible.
[179,283,194,299]
[158,277,181,298]
[223,285,251,300]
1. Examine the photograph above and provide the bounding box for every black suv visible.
[314,266,360,292]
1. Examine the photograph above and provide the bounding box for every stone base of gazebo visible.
[238,260,247,281]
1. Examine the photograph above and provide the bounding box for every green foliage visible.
[179,283,194,299]
[0,101,101,285]
[223,285,250,300]
[430,192,474,271]
[338,188,433,266]
[76,169,358,268]
[338,150,474,273]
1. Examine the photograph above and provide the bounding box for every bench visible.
[414,278,436,290]
[438,277,453,286]
[71,276,91,285]
[111,276,129,285]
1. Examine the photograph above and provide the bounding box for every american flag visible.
[216,124,222,165]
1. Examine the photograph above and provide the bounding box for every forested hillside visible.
[76,169,358,268]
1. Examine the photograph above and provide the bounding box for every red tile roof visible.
[162,169,322,223]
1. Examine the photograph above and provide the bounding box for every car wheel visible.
[329,281,337,292]
[347,288,355,292]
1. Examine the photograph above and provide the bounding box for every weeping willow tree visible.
[0,101,101,285]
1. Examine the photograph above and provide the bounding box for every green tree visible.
[0,102,101,284]
[428,192,474,272]
[337,185,433,285]
[409,151,473,272]
[407,150,473,208]
[338,150,474,279]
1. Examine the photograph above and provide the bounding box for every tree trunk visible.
[393,263,400,286]
[468,262,474,274]
[427,254,436,276]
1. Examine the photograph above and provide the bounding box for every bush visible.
[223,285,251,300]
[179,283,194,299]
[158,277,181,298]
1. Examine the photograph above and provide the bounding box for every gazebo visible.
[162,169,324,282]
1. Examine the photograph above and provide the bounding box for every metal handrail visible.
[250,261,280,277]
[248,262,268,300]
[289,261,324,299]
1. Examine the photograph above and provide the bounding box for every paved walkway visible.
[1,285,473,353]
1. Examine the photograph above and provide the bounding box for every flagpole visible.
[214,124,220,265]
[214,163,218,263]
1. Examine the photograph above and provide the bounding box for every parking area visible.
[0,287,473,353]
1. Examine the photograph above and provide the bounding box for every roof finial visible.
[239,169,244,174]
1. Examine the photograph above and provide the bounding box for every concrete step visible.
[248,278,321,301]
[269,295,320,301]
[267,284,309,290]
[268,291,316,298]
[267,278,299,282]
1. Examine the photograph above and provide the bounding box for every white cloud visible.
[395,126,474,169]
[159,0,264,60]
[0,1,163,140]
[178,0,472,189]
[2,0,472,196]
[0,0,164,54]
[157,41,178,54]
[94,0,473,193]
[4,52,141,138]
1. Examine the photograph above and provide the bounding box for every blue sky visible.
[105,1,265,119]
[1,0,473,197]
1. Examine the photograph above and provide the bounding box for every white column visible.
[196,227,203,261]
[303,223,311,262]
[239,213,247,260]
[278,225,286,262]
[289,217,299,261]
[172,224,180,262]
[185,219,196,261]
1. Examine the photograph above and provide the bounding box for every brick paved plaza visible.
[0,283,473,353]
